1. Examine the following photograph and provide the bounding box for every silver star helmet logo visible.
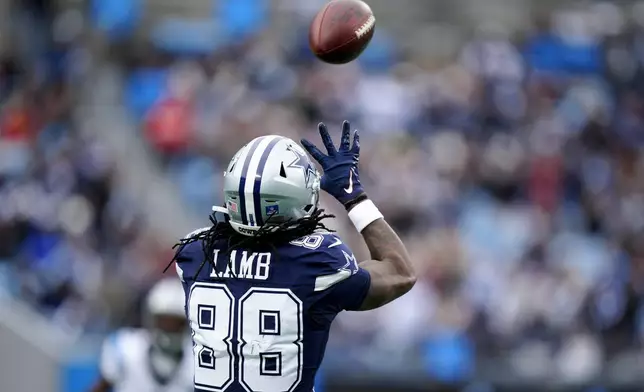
[287,145,317,187]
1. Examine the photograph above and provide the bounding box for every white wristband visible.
[348,199,383,232]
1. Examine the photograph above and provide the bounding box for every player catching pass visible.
[172,121,415,392]
[90,279,193,392]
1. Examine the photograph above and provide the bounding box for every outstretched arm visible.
[354,211,415,310]
[301,121,416,311]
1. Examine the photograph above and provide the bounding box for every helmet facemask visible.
[148,313,188,356]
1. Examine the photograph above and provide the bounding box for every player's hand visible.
[301,121,365,207]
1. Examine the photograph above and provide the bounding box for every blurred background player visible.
[90,278,193,392]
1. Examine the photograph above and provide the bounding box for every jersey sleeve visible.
[99,332,123,383]
[172,229,210,284]
[305,233,371,312]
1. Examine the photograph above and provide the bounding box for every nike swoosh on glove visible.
[301,121,365,207]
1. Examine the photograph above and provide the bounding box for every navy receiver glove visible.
[301,121,366,208]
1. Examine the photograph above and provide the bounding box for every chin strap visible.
[211,205,230,216]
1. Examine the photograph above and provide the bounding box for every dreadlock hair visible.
[164,208,335,281]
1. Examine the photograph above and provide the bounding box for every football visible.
[309,0,376,65]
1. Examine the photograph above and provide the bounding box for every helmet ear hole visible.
[279,162,287,178]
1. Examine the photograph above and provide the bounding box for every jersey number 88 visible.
[188,282,303,392]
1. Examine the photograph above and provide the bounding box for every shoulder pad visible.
[289,232,359,292]
[182,227,210,240]
[100,329,138,383]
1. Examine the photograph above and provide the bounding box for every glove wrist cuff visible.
[347,199,383,233]
[343,193,368,212]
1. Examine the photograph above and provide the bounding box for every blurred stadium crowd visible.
[4,0,644,386]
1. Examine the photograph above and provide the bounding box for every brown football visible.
[309,0,376,65]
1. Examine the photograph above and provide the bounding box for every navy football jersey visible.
[174,230,371,392]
